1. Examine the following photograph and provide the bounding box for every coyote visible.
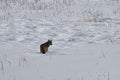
[40,40,52,54]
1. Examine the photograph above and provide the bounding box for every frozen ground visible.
[0,18,120,80]
[0,0,120,80]
[0,41,120,80]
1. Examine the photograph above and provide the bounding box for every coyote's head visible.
[48,40,52,45]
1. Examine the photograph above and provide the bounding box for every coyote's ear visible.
[48,39,52,41]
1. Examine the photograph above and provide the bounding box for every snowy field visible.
[0,0,120,80]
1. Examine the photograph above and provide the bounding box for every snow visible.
[0,41,120,80]
[0,0,120,80]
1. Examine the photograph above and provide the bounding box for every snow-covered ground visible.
[0,41,120,80]
[0,18,120,80]
[0,0,120,80]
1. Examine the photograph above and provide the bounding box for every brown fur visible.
[40,40,52,54]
